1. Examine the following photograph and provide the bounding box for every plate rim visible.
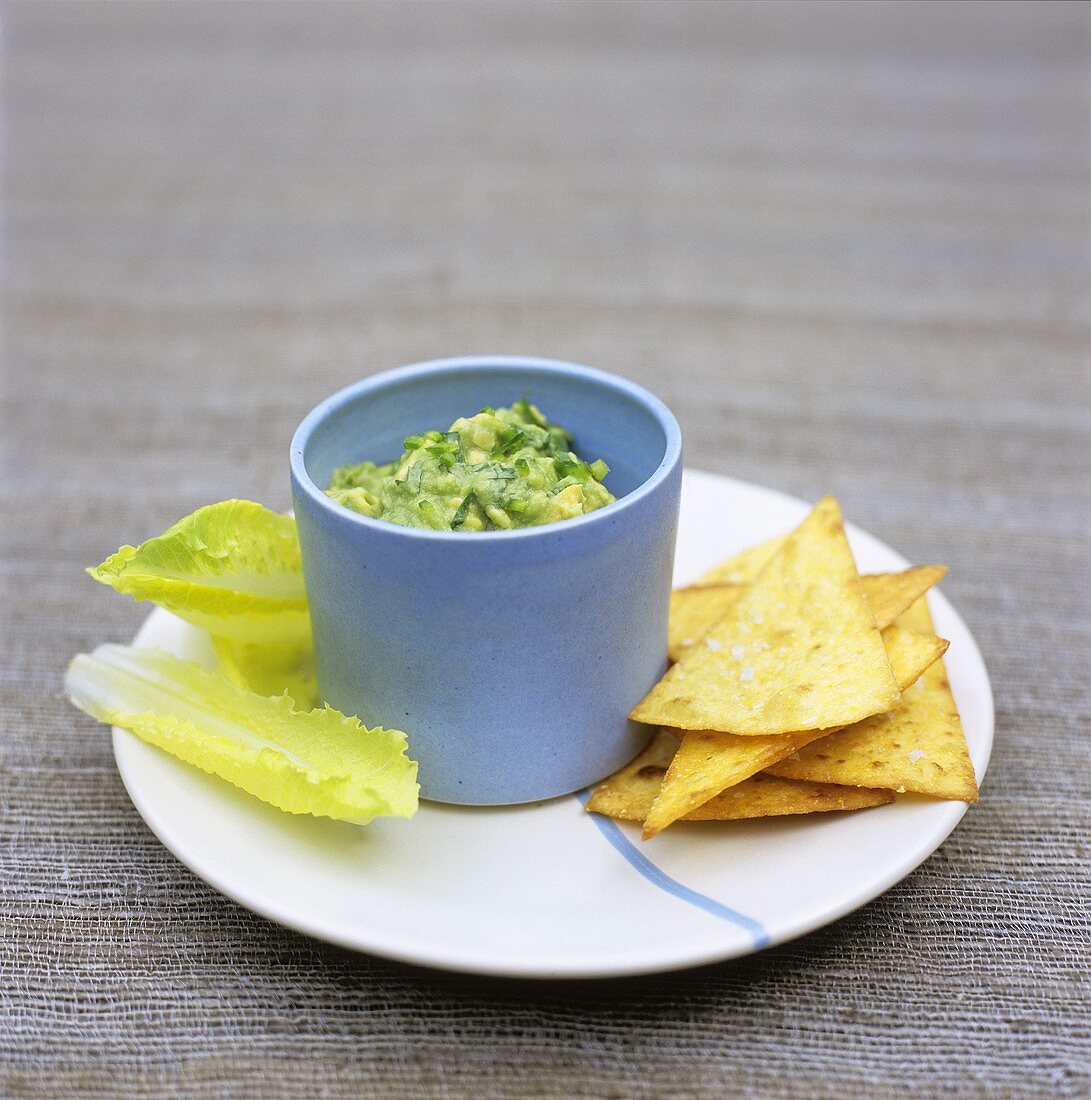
[111,469,994,979]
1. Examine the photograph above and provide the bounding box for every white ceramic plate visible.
[113,470,993,979]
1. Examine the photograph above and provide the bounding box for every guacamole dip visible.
[326,400,616,531]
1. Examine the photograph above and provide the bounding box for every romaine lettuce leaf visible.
[88,500,311,644]
[212,635,318,710]
[66,644,418,825]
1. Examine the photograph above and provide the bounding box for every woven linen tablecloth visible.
[3,3,1088,1096]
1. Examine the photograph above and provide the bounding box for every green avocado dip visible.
[325,400,617,531]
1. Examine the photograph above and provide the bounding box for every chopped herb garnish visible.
[590,459,609,481]
[403,434,424,451]
[450,492,476,529]
[490,427,526,458]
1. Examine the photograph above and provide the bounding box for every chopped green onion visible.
[514,398,548,428]
[424,429,443,443]
[408,463,424,493]
[590,459,609,481]
[553,457,592,481]
[403,434,425,451]
[508,498,528,514]
[514,457,531,477]
[479,406,495,416]
[437,452,456,470]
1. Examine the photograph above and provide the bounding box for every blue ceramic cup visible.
[290,356,682,805]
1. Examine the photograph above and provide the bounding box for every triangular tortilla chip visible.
[632,497,900,734]
[692,535,785,587]
[667,565,947,661]
[766,598,978,801]
[642,624,947,837]
[586,730,893,822]
[667,585,741,661]
[863,566,947,634]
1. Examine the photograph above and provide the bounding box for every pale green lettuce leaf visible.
[212,635,319,710]
[66,644,418,824]
[88,500,311,644]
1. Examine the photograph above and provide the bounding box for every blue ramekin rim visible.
[289,355,683,542]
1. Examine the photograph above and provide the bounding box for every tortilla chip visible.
[863,565,947,634]
[631,497,900,735]
[585,729,682,818]
[693,774,893,819]
[642,624,947,837]
[667,565,947,661]
[667,585,741,661]
[766,599,978,801]
[692,535,785,587]
[586,730,893,822]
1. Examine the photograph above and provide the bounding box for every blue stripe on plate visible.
[575,789,771,948]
